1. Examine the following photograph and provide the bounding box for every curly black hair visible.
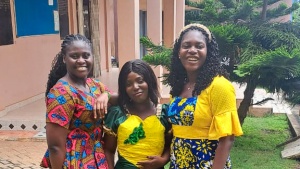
[166,25,228,97]
[45,34,92,96]
[118,59,160,112]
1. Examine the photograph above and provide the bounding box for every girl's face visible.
[63,41,93,79]
[125,72,149,104]
[179,30,207,74]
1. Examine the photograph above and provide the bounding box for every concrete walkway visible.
[0,139,46,169]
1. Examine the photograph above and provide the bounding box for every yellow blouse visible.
[117,115,165,166]
[171,76,243,140]
[105,105,170,168]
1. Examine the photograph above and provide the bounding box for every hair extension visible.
[166,25,228,97]
[45,34,92,96]
[118,59,160,112]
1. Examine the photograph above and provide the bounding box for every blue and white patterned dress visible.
[166,76,243,169]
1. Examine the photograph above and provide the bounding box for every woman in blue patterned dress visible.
[165,24,243,169]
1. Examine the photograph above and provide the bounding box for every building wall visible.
[0,0,185,113]
[0,0,61,112]
[0,35,61,112]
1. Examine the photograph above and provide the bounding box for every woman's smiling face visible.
[63,40,93,79]
[179,30,207,74]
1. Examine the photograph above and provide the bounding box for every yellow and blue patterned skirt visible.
[170,137,231,169]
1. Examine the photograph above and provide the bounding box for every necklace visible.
[187,82,195,90]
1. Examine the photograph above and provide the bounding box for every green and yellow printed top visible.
[104,104,170,169]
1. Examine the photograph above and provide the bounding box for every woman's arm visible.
[212,135,235,169]
[46,122,69,169]
[93,92,119,119]
[103,134,117,169]
[137,132,172,169]
[109,93,118,106]
[161,131,172,164]
[160,107,172,165]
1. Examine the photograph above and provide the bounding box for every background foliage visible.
[141,0,300,124]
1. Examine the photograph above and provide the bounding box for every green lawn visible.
[231,115,300,169]
[165,115,299,169]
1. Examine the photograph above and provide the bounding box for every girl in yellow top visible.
[104,59,171,169]
[166,24,243,169]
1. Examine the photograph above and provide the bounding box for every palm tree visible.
[141,0,300,124]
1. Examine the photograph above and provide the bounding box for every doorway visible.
[82,0,91,40]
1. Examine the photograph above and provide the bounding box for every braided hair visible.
[118,59,160,113]
[45,34,92,96]
[166,24,228,97]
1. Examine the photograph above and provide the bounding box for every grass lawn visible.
[164,114,299,169]
[231,114,300,169]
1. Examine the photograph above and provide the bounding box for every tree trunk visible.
[238,80,256,124]
[228,46,237,74]
[261,0,268,21]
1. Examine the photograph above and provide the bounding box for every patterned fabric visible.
[104,104,170,169]
[170,138,231,169]
[168,97,197,126]
[167,76,243,169]
[40,78,109,169]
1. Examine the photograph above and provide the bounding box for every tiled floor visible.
[0,140,47,168]
[0,130,40,141]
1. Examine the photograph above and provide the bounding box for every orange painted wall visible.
[0,35,61,111]
[0,0,62,111]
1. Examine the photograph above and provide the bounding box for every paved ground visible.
[0,131,46,169]
[0,140,46,169]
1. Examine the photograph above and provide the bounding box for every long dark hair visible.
[118,59,160,112]
[167,25,228,97]
[45,34,91,96]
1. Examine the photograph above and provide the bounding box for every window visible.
[0,0,13,45]
[58,0,70,39]
[140,10,147,58]
[15,0,59,37]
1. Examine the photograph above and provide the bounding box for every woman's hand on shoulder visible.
[93,92,110,119]
[137,156,168,169]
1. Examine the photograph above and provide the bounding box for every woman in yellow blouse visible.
[166,23,243,169]
[104,59,171,169]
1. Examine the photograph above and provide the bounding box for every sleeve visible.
[92,78,112,94]
[104,106,126,136]
[208,77,243,140]
[46,87,75,129]
[158,104,172,134]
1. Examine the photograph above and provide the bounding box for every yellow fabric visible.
[172,76,243,140]
[117,115,165,167]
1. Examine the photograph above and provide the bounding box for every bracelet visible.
[103,91,111,100]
